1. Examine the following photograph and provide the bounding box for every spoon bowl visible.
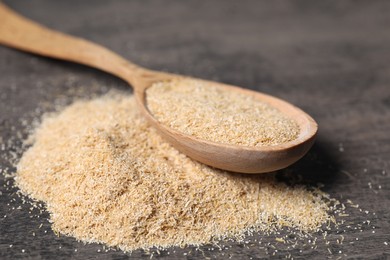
[137,78,317,173]
[0,3,317,173]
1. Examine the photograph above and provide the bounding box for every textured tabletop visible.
[1,1,389,259]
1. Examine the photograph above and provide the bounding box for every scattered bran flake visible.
[146,79,300,147]
[16,91,330,252]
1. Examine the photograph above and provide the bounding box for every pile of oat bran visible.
[16,92,331,251]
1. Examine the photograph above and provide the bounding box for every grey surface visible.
[1,0,389,259]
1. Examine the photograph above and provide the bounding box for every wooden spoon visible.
[0,3,317,173]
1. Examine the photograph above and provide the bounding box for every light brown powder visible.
[146,79,300,146]
[16,92,330,252]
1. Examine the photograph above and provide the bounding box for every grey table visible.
[1,1,389,259]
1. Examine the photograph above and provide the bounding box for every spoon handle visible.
[0,3,142,86]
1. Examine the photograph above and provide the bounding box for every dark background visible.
[1,0,389,259]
